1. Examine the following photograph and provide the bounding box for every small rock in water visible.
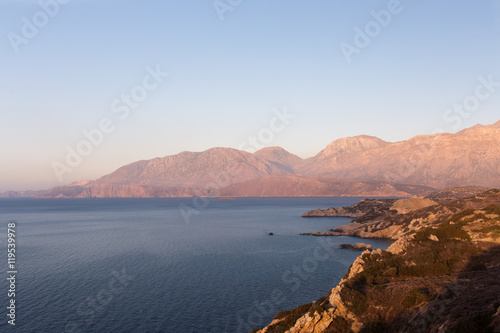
[339,243,373,251]
[268,232,274,236]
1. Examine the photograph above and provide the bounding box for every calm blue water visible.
[0,197,391,333]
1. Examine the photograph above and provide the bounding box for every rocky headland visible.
[301,186,491,239]
[252,188,500,333]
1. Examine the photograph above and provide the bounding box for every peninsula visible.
[253,188,500,332]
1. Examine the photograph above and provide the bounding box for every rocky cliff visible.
[253,189,500,333]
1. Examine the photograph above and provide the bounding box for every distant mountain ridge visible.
[298,120,500,188]
[96,147,290,188]
[5,120,500,198]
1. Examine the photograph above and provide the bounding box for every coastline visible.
[252,188,500,333]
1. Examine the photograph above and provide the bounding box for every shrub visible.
[474,225,500,235]
[308,296,328,316]
[340,287,368,317]
[268,303,312,333]
[325,316,353,333]
[436,223,471,240]
[381,267,397,277]
[414,221,470,243]
[401,289,431,308]
[483,204,500,215]
[273,303,310,320]
[399,261,451,277]
[450,208,475,223]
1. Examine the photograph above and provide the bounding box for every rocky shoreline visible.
[300,187,492,240]
[252,187,500,333]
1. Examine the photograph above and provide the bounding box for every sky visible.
[1,0,500,191]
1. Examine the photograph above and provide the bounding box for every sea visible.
[0,197,392,333]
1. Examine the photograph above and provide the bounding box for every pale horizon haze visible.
[1,0,500,191]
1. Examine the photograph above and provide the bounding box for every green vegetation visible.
[273,302,310,320]
[307,296,328,316]
[483,204,500,215]
[267,296,352,333]
[268,303,312,332]
[257,199,500,333]
[268,297,327,333]
[474,224,500,235]
[401,288,431,308]
[340,287,368,316]
[338,209,483,312]
[413,218,471,242]
[324,316,354,333]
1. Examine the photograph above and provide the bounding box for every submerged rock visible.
[339,243,373,251]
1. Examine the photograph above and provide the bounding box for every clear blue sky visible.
[1,0,500,191]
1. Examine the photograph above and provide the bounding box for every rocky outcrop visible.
[302,188,500,240]
[302,199,398,218]
[300,231,342,237]
[339,243,373,251]
[389,198,437,214]
[255,189,500,333]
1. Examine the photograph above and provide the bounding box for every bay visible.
[0,197,391,333]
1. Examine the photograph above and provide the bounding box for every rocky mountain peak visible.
[254,146,303,171]
[315,135,390,159]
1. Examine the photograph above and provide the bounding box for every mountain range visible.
[5,120,500,198]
